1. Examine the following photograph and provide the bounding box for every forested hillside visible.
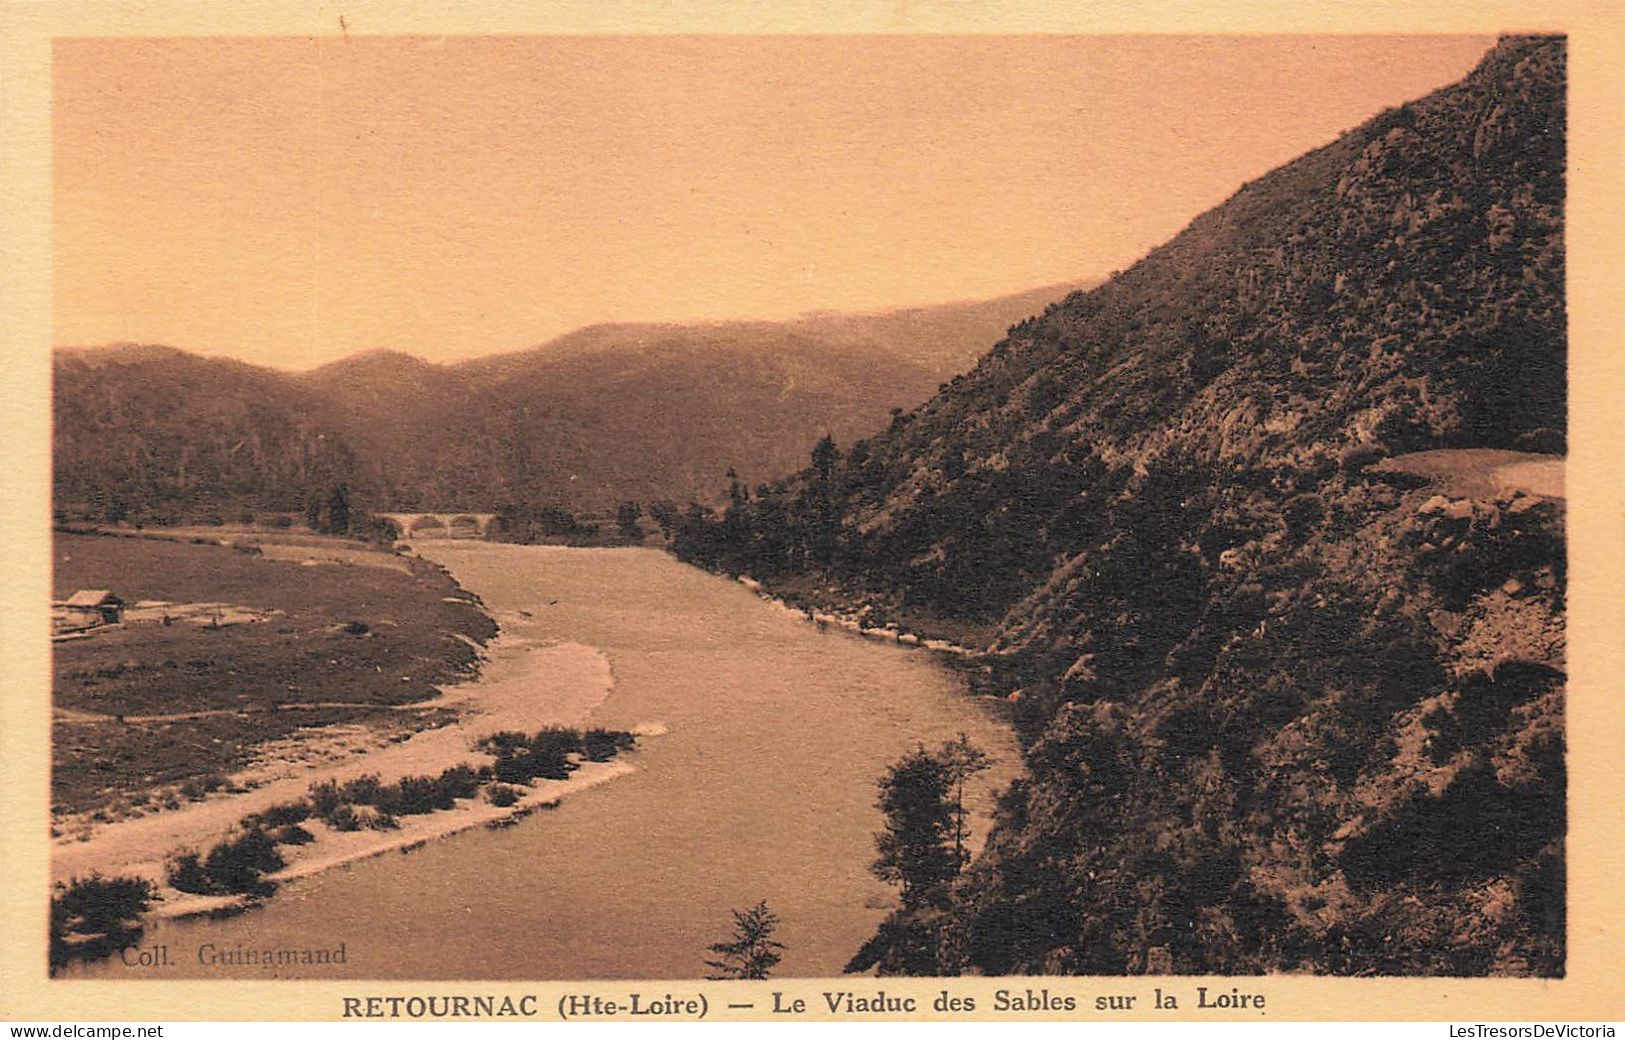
[53,347,371,525]
[54,283,1086,523]
[672,36,1567,976]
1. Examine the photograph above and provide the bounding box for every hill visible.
[672,36,1567,975]
[303,282,1091,511]
[53,347,370,525]
[53,282,1090,523]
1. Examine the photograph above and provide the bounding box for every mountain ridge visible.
[53,279,1097,519]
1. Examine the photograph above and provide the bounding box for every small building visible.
[62,589,124,627]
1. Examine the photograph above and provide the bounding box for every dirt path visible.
[1373,448,1565,500]
[54,700,435,726]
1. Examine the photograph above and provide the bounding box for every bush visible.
[483,727,584,784]
[167,852,214,894]
[487,784,523,808]
[270,823,315,846]
[308,779,344,819]
[244,800,311,830]
[204,830,284,895]
[437,764,482,800]
[49,873,158,974]
[529,727,583,760]
[393,774,452,815]
[325,803,362,832]
[351,805,399,831]
[481,731,530,754]
[583,729,637,762]
[178,773,225,802]
[338,774,386,806]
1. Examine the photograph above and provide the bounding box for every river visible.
[71,544,1019,979]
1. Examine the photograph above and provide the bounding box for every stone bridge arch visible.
[376,512,498,540]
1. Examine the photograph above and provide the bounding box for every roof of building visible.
[64,589,122,607]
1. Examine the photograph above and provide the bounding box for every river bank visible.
[52,629,650,921]
[64,543,1021,979]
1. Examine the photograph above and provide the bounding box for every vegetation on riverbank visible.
[52,729,639,974]
[49,874,158,975]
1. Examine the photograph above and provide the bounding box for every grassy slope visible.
[52,532,496,815]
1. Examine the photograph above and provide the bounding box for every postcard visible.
[2,0,1621,1026]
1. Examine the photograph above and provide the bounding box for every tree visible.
[647,500,679,538]
[327,483,352,535]
[871,746,959,908]
[705,900,786,980]
[939,733,994,871]
[811,434,839,483]
[616,501,643,540]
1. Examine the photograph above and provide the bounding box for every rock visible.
[1501,578,1525,596]
[1444,499,1476,521]
[1418,495,1451,515]
[1508,495,1546,515]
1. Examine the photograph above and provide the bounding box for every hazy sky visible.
[54,34,1495,370]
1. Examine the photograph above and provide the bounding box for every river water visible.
[75,545,1019,979]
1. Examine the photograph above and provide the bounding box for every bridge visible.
[375,512,499,540]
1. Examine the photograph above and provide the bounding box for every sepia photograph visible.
[5,2,1619,1024]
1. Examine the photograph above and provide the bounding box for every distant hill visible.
[672,37,1566,975]
[53,280,1092,522]
[53,347,369,524]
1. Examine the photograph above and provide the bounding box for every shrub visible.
[179,773,226,801]
[481,731,530,754]
[482,727,583,784]
[204,830,284,895]
[393,775,451,815]
[49,873,157,974]
[338,774,386,806]
[167,852,214,894]
[351,805,399,831]
[307,779,344,819]
[487,784,523,808]
[437,764,482,800]
[270,823,315,846]
[244,801,311,830]
[529,727,583,759]
[583,729,637,762]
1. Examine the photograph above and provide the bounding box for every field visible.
[51,531,496,817]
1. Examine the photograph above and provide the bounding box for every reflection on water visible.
[73,546,1019,980]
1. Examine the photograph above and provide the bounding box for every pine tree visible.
[705,900,786,980]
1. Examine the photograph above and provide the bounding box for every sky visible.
[53,34,1495,370]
